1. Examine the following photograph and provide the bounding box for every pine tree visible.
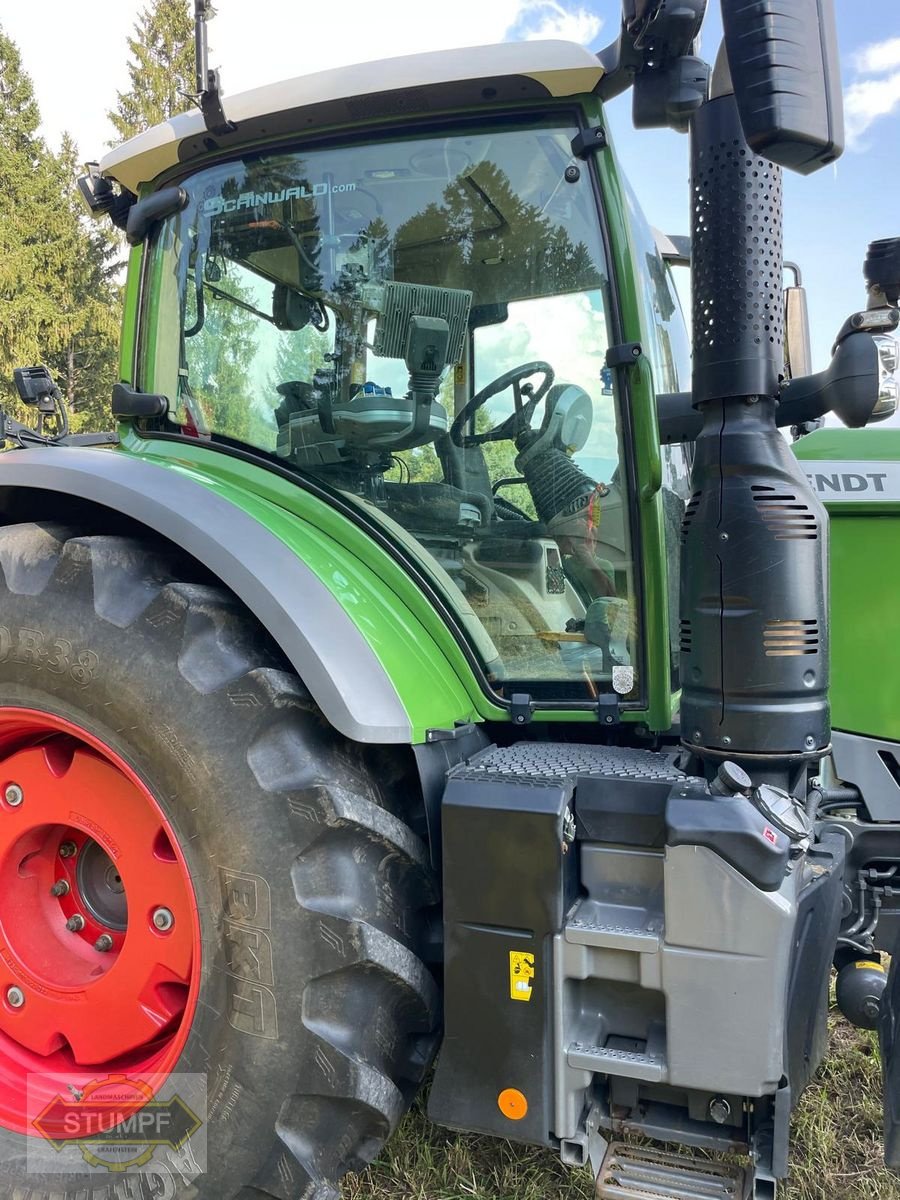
[108,0,194,142]
[44,137,122,430]
[0,27,120,428]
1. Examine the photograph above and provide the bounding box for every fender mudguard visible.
[0,446,417,742]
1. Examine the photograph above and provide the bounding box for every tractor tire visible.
[0,523,439,1200]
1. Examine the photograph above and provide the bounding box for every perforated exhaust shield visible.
[691,93,784,406]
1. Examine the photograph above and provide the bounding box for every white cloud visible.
[515,1,603,43]
[844,73,900,146]
[853,36,900,76]
[845,36,900,149]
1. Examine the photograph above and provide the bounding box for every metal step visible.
[568,1041,667,1083]
[566,916,662,953]
[565,897,663,954]
[597,1143,747,1200]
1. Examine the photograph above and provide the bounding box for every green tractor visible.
[2,1,900,1196]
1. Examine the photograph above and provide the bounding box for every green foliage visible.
[395,159,601,304]
[0,27,120,431]
[185,284,259,444]
[271,325,330,398]
[108,0,194,143]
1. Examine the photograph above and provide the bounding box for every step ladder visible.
[596,1143,748,1200]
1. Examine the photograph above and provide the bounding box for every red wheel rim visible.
[0,708,200,1135]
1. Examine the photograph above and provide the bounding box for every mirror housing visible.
[125,187,189,246]
[721,0,844,174]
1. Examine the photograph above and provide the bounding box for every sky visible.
[3,0,899,373]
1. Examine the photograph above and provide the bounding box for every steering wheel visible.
[449,361,555,448]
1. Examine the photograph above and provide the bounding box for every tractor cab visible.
[105,44,692,710]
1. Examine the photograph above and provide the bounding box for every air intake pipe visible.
[679,50,830,772]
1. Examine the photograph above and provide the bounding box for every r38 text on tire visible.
[0,626,99,686]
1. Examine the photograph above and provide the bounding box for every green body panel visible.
[589,97,674,732]
[111,94,680,738]
[118,243,143,385]
[794,428,900,740]
[120,428,479,741]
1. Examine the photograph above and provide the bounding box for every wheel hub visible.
[76,836,128,931]
[0,710,200,1135]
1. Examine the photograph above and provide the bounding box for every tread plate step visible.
[566,917,662,953]
[568,1043,668,1083]
[597,1143,746,1200]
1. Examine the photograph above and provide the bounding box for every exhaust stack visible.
[679,3,844,777]
[680,85,829,770]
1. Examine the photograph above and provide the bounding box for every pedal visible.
[597,1142,746,1200]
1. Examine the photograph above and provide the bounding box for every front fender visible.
[0,446,479,743]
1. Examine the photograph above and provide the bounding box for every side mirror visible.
[125,187,188,246]
[721,0,844,174]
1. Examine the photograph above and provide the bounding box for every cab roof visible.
[100,40,605,193]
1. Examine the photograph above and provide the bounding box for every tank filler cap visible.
[751,784,811,844]
[709,761,751,798]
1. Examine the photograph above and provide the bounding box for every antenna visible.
[193,1,234,137]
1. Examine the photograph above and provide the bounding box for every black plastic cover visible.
[865,238,900,307]
[883,940,900,1166]
[881,952,900,1167]
[722,0,844,175]
[679,394,830,757]
[125,186,188,246]
[111,383,168,419]
[666,779,790,891]
[575,774,673,847]
[783,834,844,1092]
[428,760,576,1146]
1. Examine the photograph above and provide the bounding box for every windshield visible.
[144,118,638,702]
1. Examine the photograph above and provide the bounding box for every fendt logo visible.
[804,461,900,501]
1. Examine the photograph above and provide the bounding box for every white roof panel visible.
[100,40,604,192]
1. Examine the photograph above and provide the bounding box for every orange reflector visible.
[498,1088,528,1121]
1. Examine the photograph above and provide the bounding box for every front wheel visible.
[0,524,439,1199]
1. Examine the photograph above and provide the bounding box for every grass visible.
[343,1007,900,1200]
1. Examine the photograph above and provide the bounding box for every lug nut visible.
[59,841,78,859]
[6,986,24,1009]
[152,907,174,932]
[66,914,85,933]
[50,879,70,898]
[94,934,114,953]
[4,784,23,807]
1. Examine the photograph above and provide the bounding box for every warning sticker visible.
[509,951,535,1002]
